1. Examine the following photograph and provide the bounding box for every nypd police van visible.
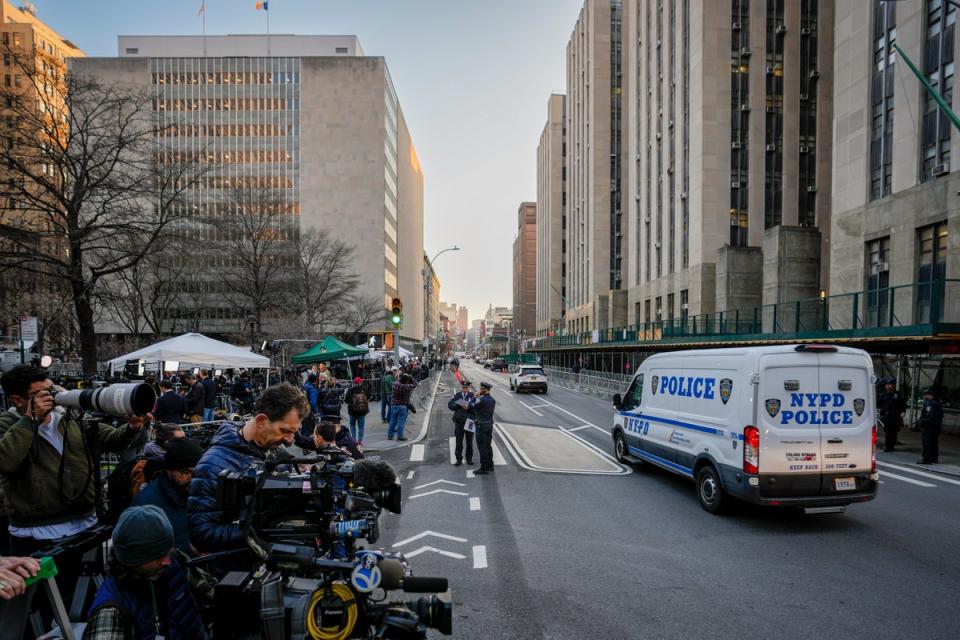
[611,345,879,514]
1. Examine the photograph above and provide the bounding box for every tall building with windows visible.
[513,202,537,341]
[76,35,424,347]
[536,94,567,336]
[565,0,628,333]
[623,0,834,325]
[831,0,958,325]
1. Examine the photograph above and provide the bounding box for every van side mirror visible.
[612,393,622,410]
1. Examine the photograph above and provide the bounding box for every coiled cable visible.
[305,582,358,640]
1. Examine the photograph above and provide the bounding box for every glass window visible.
[622,374,644,411]
[916,223,948,322]
[865,237,891,327]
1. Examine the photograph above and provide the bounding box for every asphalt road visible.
[374,360,960,640]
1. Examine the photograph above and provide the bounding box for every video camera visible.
[211,453,451,639]
[51,382,156,417]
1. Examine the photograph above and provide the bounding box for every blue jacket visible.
[303,382,320,413]
[469,394,496,424]
[134,472,190,553]
[188,422,265,552]
[87,557,207,640]
[202,378,219,409]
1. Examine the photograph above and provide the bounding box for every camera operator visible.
[188,383,309,562]
[83,506,209,640]
[0,365,147,638]
[133,437,203,554]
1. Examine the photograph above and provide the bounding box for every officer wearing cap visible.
[447,379,475,466]
[917,387,943,465]
[469,382,497,474]
[877,378,906,452]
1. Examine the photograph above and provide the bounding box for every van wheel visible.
[696,466,727,514]
[613,431,629,463]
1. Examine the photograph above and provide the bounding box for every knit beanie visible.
[112,505,174,567]
[163,437,203,470]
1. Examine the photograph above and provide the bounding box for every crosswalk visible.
[877,461,960,490]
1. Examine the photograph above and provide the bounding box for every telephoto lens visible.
[53,382,156,416]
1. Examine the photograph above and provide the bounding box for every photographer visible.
[0,365,146,636]
[188,383,309,558]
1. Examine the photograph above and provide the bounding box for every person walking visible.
[345,377,370,444]
[877,379,906,452]
[301,373,320,437]
[387,373,417,441]
[381,367,397,423]
[318,377,344,424]
[447,380,475,466]
[200,369,218,423]
[153,379,186,425]
[917,388,943,464]
[184,373,205,423]
[469,381,497,475]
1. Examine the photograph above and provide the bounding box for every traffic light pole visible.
[394,325,400,367]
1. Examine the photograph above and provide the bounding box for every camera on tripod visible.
[211,453,452,639]
[51,382,156,416]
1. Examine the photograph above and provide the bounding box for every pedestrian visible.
[184,373,205,423]
[917,388,943,465]
[318,377,344,423]
[877,379,906,452]
[301,373,320,437]
[381,366,397,423]
[200,369,218,423]
[345,376,370,444]
[469,381,497,475]
[387,373,417,441]
[447,380,475,466]
[230,373,253,414]
[132,437,203,553]
[153,379,187,425]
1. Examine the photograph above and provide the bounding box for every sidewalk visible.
[361,372,444,454]
[878,426,960,478]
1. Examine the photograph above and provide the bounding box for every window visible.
[622,374,644,410]
[2,54,8,66]
[870,0,895,200]
[730,0,750,246]
[644,299,651,325]
[14,75,21,88]
[681,289,689,326]
[125,48,139,54]
[335,47,348,54]
[3,75,9,87]
[916,223,948,322]
[667,293,675,322]
[655,296,663,321]
[865,237,890,327]
[12,33,20,47]
[764,0,785,229]
[920,0,955,182]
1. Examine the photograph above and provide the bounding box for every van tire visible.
[613,431,630,463]
[696,465,727,514]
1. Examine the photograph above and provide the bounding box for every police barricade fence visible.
[411,369,440,411]
[542,366,631,399]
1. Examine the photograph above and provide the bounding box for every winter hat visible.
[163,437,203,470]
[354,377,363,385]
[112,505,174,567]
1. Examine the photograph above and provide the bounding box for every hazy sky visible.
[36,0,584,323]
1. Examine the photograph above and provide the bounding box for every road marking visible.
[567,425,593,432]
[404,546,466,560]
[534,396,609,434]
[492,440,507,465]
[406,471,415,480]
[466,470,475,479]
[410,488,469,499]
[469,497,481,511]
[448,437,456,463]
[410,444,425,462]
[878,470,936,487]
[392,530,468,548]
[525,404,552,409]
[472,545,487,569]
[877,461,960,486]
[415,479,466,490]
[495,423,629,475]
[519,400,544,417]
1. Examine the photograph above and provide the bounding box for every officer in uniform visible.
[917,387,943,465]
[447,380,475,466]
[470,382,497,475]
[877,379,906,452]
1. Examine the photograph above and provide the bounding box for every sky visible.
[34,0,584,323]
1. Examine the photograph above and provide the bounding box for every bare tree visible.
[334,294,386,340]
[292,227,358,334]
[0,46,200,373]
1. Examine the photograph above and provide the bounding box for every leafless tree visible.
[334,294,386,340]
[291,227,358,334]
[0,46,200,373]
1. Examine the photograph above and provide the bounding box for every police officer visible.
[470,382,497,475]
[877,379,906,452]
[917,388,943,465]
[447,380,475,466]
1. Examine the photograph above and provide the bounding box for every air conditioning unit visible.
[732,141,742,150]
[766,143,776,151]
[799,145,810,154]
[732,21,742,31]
[809,69,820,79]
[776,24,787,35]
[654,242,661,248]
[934,162,950,176]
[636,194,641,201]
[680,191,688,200]
[800,92,809,101]
[766,105,776,112]
[657,39,662,47]
[740,47,752,57]
[681,303,689,310]
[740,103,751,112]
[667,166,674,174]
[766,66,775,75]
[807,185,818,193]
[800,27,811,36]
[644,216,651,223]
[656,132,662,140]
[668,119,674,128]
[871,261,890,275]
[659,108,663,116]
[731,181,741,189]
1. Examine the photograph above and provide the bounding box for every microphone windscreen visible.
[379,558,404,590]
[353,459,398,492]
[402,576,449,593]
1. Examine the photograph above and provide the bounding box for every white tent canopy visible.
[108,333,270,373]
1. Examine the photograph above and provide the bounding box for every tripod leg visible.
[42,578,76,640]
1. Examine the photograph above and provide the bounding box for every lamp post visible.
[246,314,257,352]
[423,245,460,357]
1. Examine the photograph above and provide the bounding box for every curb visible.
[904,463,960,479]
[364,373,442,453]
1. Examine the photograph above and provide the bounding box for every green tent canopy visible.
[291,336,369,364]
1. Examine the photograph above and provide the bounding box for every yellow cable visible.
[305,582,358,640]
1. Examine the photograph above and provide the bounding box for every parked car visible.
[510,365,548,394]
[487,358,506,371]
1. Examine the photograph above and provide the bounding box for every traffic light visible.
[390,297,403,327]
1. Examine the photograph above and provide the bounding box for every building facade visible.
[423,252,440,354]
[831,0,960,327]
[513,202,537,341]
[565,0,628,333]
[76,35,424,345]
[536,94,567,336]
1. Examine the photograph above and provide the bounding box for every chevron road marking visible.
[409,488,469,499]
[403,546,466,560]
[414,479,467,490]
[392,530,468,548]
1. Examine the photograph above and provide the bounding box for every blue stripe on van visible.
[627,446,694,477]
[617,411,745,441]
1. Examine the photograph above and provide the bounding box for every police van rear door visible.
[816,350,874,495]
[757,351,822,497]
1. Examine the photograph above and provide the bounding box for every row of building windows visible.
[152,71,300,86]
[155,150,295,164]
[797,0,819,227]
[156,123,296,138]
[168,201,301,217]
[871,0,896,201]
[610,0,623,291]
[764,0,785,230]
[637,288,690,325]
[920,0,955,183]
[154,98,296,112]
[730,0,750,247]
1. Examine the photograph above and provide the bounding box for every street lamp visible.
[246,314,257,352]
[423,245,460,355]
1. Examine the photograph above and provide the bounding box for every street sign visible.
[20,316,38,342]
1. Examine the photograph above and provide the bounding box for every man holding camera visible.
[188,383,310,560]
[0,365,146,637]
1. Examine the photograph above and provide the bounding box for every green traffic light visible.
[391,314,402,325]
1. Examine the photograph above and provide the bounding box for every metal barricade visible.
[542,366,631,399]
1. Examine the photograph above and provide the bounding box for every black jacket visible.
[468,394,496,424]
[154,390,187,425]
[202,378,219,409]
[345,384,370,417]
[918,399,944,431]
[185,381,205,416]
[447,391,475,424]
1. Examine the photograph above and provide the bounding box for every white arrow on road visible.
[409,489,469,499]
[403,546,466,560]
[414,479,467,490]
[392,530,468,548]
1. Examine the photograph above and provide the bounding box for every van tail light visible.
[743,426,760,475]
[871,424,877,472]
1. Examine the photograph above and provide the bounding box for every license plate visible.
[834,477,856,491]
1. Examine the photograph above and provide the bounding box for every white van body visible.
[611,345,879,512]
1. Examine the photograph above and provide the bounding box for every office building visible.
[565,0,628,333]
[513,202,537,341]
[76,35,424,347]
[536,94,567,336]
[423,252,440,352]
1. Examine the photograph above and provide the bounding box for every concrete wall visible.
[716,246,763,314]
[396,110,425,344]
[536,94,566,335]
[762,226,821,306]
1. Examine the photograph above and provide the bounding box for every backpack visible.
[350,388,369,415]
[105,456,160,524]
